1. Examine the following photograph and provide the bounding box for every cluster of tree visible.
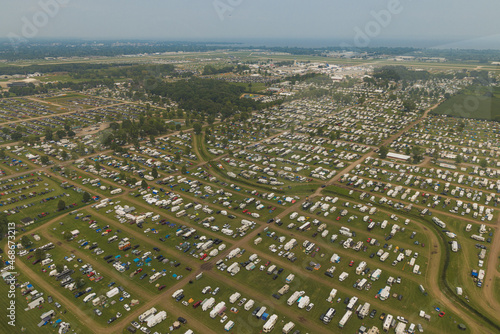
[403,146,424,164]
[7,83,49,97]
[402,100,417,112]
[104,115,171,147]
[145,78,271,120]
[71,64,176,81]
[273,60,295,67]
[468,70,495,85]
[1,126,24,141]
[285,72,322,85]
[379,146,389,159]
[373,66,431,82]
[202,65,236,75]
[44,126,75,142]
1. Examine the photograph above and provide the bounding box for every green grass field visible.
[431,87,500,121]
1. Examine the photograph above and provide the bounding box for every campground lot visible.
[1,77,500,334]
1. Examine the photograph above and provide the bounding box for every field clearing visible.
[494,277,500,306]
[431,89,500,121]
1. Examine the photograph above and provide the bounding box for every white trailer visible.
[371,269,382,281]
[471,234,485,242]
[297,295,310,309]
[229,292,241,304]
[92,296,105,307]
[356,261,367,275]
[244,299,255,311]
[327,288,337,302]
[479,249,487,260]
[224,320,235,331]
[41,258,53,266]
[287,291,304,306]
[357,278,368,290]
[139,307,157,322]
[147,310,167,328]
[263,314,278,333]
[27,297,44,309]
[106,287,119,298]
[383,314,393,331]
[395,322,406,334]
[149,272,162,283]
[83,292,96,303]
[282,321,295,334]
[201,297,215,311]
[171,289,184,299]
[278,284,290,295]
[338,310,352,328]
[210,302,226,319]
[346,296,358,310]
[256,306,267,319]
[358,302,370,319]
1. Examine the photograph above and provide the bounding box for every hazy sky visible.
[2,0,499,48]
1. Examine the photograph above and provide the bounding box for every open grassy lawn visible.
[194,134,217,162]
[494,277,500,306]
[431,87,500,121]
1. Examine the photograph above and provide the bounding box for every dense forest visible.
[146,78,276,119]
[372,66,431,82]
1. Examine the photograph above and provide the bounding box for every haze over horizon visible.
[1,0,500,50]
